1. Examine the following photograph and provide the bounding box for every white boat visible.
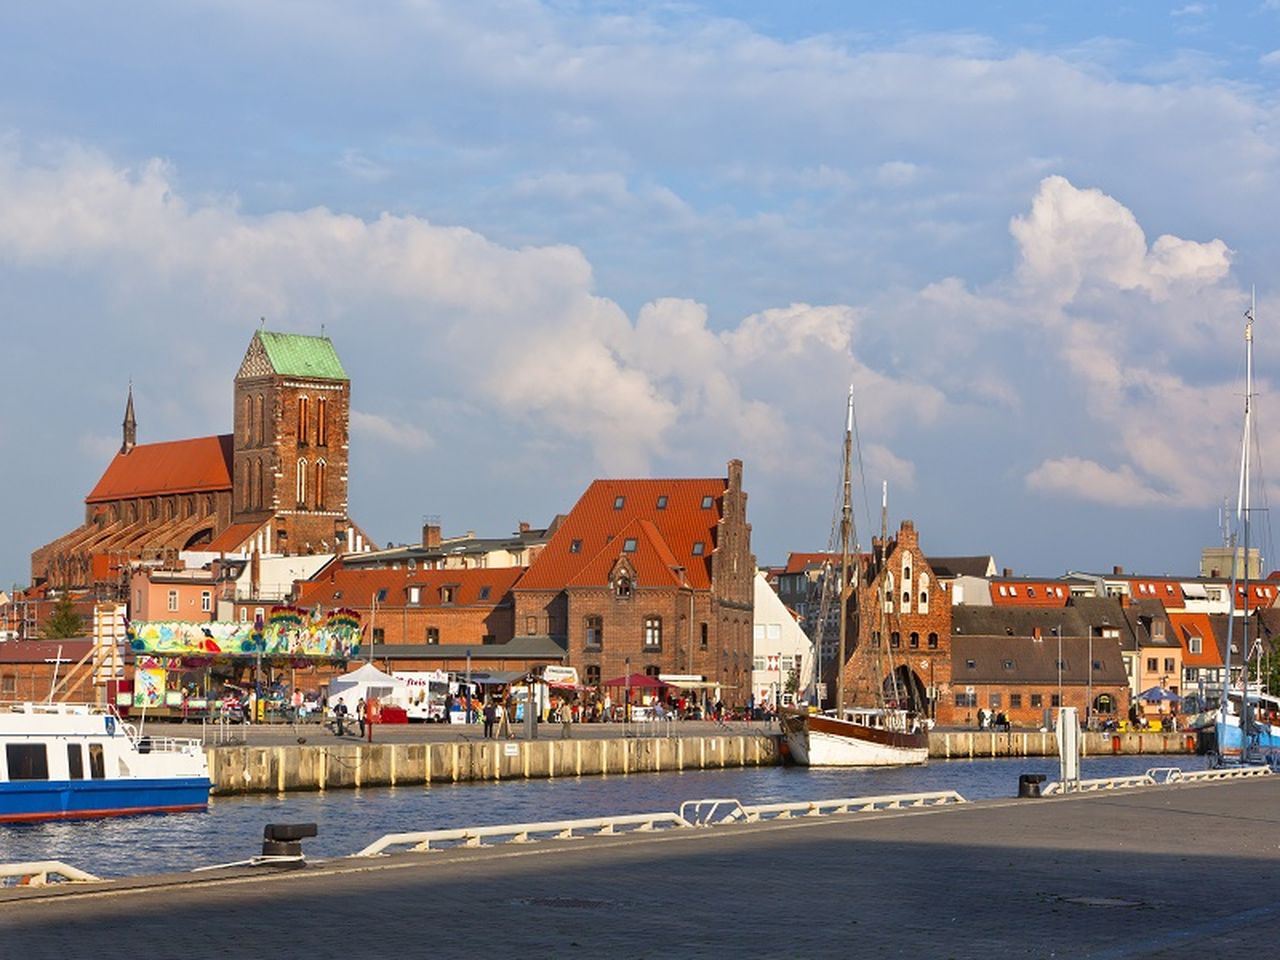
[0,701,210,823]
[782,387,929,767]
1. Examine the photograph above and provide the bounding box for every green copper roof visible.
[258,331,347,381]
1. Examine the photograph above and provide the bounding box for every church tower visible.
[121,384,137,454]
[232,330,352,554]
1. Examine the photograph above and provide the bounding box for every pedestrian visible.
[559,699,573,739]
[333,698,348,736]
[356,697,366,737]
[497,697,511,739]
[483,699,496,738]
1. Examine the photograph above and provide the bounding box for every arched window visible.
[296,458,308,506]
[890,631,901,648]
[255,394,264,446]
[255,459,264,509]
[298,397,309,445]
[315,459,327,509]
[919,572,930,614]
[927,632,939,649]
[243,395,252,444]
[585,615,603,648]
[883,572,895,613]
[909,632,920,648]
[316,397,328,445]
[614,572,633,600]
[644,616,662,649]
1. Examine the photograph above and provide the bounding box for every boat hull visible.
[0,777,211,823]
[782,712,928,767]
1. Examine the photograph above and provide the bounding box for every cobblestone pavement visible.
[4,777,1280,958]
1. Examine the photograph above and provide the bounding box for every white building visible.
[751,572,814,709]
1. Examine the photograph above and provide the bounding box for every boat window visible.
[6,743,49,780]
[67,743,84,780]
[88,743,106,779]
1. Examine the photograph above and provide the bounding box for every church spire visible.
[121,382,137,454]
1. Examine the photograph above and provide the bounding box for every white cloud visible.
[350,411,433,452]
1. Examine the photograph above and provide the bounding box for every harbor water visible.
[0,754,1208,878]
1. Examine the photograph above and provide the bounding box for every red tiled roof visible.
[86,435,233,503]
[784,552,836,575]
[1167,612,1222,668]
[565,519,687,590]
[0,639,94,664]
[1125,578,1185,605]
[295,564,524,609]
[516,477,725,591]
[989,580,1070,607]
[206,521,267,554]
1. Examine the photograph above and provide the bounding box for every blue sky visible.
[3,1,1280,588]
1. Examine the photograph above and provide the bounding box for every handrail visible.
[356,789,969,856]
[1042,764,1272,795]
[355,811,692,856]
[0,861,100,885]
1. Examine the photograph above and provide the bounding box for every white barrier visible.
[0,860,100,886]
[1042,763,1272,795]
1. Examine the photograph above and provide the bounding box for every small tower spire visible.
[121,382,137,454]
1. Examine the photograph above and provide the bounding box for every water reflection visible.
[0,754,1207,878]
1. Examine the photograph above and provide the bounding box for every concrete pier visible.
[199,725,1196,794]
[3,775,1277,958]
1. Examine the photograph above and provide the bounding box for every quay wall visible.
[206,730,1197,795]
[206,733,780,796]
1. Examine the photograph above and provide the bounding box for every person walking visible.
[559,699,573,739]
[333,698,348,736]
[482,699,496,739]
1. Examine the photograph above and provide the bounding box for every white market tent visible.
[327,662,405,707]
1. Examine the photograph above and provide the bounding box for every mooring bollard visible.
[261,822,318,868]
[1017,773,1046,798]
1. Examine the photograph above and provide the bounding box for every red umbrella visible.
[602,672,668,689]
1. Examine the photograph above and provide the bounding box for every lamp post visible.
[1056,625,1063,720]
[624,655,631,736]
[465,649,473,724]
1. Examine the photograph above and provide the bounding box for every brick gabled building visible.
[835,520,953,722]
[512,460,754,698]
[30,330,369,592]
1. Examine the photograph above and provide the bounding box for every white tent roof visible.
[335,662,398,685]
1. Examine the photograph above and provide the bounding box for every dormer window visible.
[440,585,456,604]
[656,495,668,509]
[614,572,633,600]
[701,495,714,509]
[613,496,625,510]
[478,586,491,600]
[408,586,421,605]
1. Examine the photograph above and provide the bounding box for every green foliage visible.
[785,666,800,695]
[42,594,83,639]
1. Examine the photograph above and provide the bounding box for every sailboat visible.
[1215,295,1280,765]
[780,387,929,767]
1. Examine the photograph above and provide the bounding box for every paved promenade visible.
[4,776,1279,958]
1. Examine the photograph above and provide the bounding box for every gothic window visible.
[700,622,708,649]
[919,572,930,613]
[909,632,919,648]
[255,459,264,509]
[296,458,308,507]
[255,394,264,446]
[316,397,328,445]
[298,397,309,445]
[644,616,662,650]
[883,573,895,613]
[585,615,603,648]
[243,395,252,444]
[890,631,901,648]
[315,459,327,509]
[928,632,938,649]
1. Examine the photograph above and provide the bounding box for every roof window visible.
[613,496,625,510]
[478,586,491,600]
[623,538,638,553]
[656,495,668,509]
[965,659,976,669]
[570,539,582,554]
[692,541,705,556]
[1002,659,1015,670]
[700,495,714,509]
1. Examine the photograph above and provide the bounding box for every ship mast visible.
[1222,290,1254,753]
[836,386,854,715]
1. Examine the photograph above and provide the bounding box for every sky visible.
[3,1,1280,588]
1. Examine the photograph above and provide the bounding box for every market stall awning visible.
[602,672,668,689]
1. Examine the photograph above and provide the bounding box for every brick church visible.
[31,330,364,591]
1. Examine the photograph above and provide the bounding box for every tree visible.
[43,594,84,639]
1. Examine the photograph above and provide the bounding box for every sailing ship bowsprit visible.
[780,387,929,767]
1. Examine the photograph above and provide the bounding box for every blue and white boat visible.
[0,702,210,823]
[1216,690,1280,765]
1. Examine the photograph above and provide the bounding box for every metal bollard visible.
[261,822,318,867]
[1017,773,1046,798]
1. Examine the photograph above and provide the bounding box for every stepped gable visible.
[517,477,725,591]
[86,435,233,503]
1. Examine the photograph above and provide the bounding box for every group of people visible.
[330,696,370,737]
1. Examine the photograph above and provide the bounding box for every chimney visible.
[1002,567,1013,578]
[1113,565,1124,575]
[423,522,442,548]
[518,521,530,534]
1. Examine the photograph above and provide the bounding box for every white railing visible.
[1042,764,1272,795]
[355,811,692,856]
[356,789,968,857]
[0,861,100,886]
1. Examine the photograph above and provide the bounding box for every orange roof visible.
[1126,578,1185,605]
[517,477,725,591]
[295,564,524,609]
[1167,612,1222,668]
[784,552,837,575]
[87,435,233,503]
[989,580,1070,607]
[206,521,266,554]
